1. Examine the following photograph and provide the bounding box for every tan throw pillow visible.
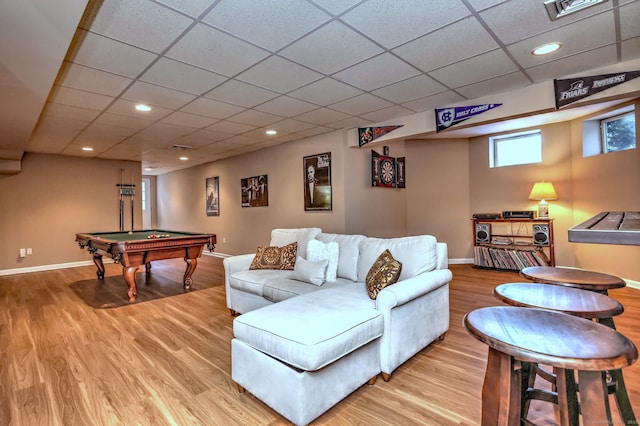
[249,242,298,270]
[366,249,402,299]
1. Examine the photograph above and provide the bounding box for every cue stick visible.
[119,169,125,231]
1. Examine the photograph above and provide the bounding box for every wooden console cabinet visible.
[472,218,555,270]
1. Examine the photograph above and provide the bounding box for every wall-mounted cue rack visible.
[117,183,136,232]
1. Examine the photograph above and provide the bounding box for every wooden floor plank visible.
[0,257,637,425]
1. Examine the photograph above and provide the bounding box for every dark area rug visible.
[70,272,215,309]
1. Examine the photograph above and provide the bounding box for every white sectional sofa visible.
[224,228,452,425]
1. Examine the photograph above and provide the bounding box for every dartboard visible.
[380,159,395,185]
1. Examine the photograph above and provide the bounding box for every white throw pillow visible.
[307,239,339,282]
[292,256,328,286]
[316,233,366,281]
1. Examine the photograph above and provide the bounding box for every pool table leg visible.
[123,266,139,302]
[183,257,197,290]
[93,254,105,279]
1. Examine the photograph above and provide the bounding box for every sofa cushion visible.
[307,240,339,281]
[357,235,437,282]
[230,270,294,296]
[366,249,402,299]
[250,242,297,270]
[316,233,366,282]
[233,285,382,371]
[261,278,348,303]
[270,228,321,259]
[292,256,328,286]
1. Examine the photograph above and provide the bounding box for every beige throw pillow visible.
[366,249,402,299]
[249,242,298,270]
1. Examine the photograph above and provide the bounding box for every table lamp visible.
[528,181,557,218]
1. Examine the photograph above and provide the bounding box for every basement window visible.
[489,130,542,168]
[583,106,636,157]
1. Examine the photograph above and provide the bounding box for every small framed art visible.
[304,152,332,211]
[206,176,219,216]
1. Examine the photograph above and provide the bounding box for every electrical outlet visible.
[27,248,32,255]
[19,248,26,258]
[223,237,226,243]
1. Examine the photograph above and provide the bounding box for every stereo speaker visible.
[533,224,550,246]
[475,223,491,244]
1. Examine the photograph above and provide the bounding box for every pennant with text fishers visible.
[358,125,403,147]
[435,104,502,132]
[554,71,640,109]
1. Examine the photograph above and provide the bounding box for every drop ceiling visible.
[2,0,640,175]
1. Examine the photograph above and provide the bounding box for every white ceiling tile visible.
[455,72,531,99]
[359,105,415,123]
[287,78,363,106]
[622,37,640,61]
[254,96,319,116]
[311,0,363,15]
[139,58,228,95]
[224,135,262,146]
[180,97,245,119]
[326,116,365,130]
[342,0,471,48]
[333,53,420,91]
[166,23,270,77]
[329,93,394,115]
[82,0,194,53]
[620,1,640,39]
[93,112,154,131]
[429,49,519,88]
[160,111,218,128]
[155,0,213,18]
[204,79,280,108]
[525,46,618,82]
[279,21,383,74]
[265,119,314,133]
[107,99,173,121]
[480,0,613,45]
[465,0,506,11]
[294,108,350,125]
[401,91,466,112]
[206,121,256,134]
[49,86,115,110]
[57,62,133,96]
[227,109,283,127]
[236,56,324,93]
[393,16,500,72]
[134,122,198,143]
[297,126,336,137]
[42,103,101,122]
[202,0,331,51]
[121,81,196,109]
[68,30,158,78]
[189,128,235,142]
[372,75,447,103]
[507,13,616,69]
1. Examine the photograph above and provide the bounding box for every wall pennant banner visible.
[358,125,403,147]
[554,71,640,109]
[435,104,502,132]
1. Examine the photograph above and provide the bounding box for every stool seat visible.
[520,266,626,293]
[494,282,624,319]
[464,306,638,425]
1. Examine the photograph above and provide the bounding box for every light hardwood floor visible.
[0,257,638,425]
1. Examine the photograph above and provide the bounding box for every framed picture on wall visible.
[206,176,219,216]
[304,152,332,211]
[241,175,268,207]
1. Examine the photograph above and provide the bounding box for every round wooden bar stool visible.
[520,266,626,295]
[464,306,638,426]
[493,282,635,423]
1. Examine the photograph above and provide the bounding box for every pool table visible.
[76,230,216,302]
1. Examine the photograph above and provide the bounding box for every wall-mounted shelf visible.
[472,218,555,270]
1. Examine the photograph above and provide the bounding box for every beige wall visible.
[569,100,640,280]
[0,153,142,270]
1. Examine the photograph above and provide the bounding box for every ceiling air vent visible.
[167,144,192,150]
[544,0,608,20]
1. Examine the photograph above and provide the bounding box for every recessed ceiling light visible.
[532,42,562,55]
[179,156,189,161]
[266,129,277,135]
[135,104,151,112]
[82,147,93,151]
